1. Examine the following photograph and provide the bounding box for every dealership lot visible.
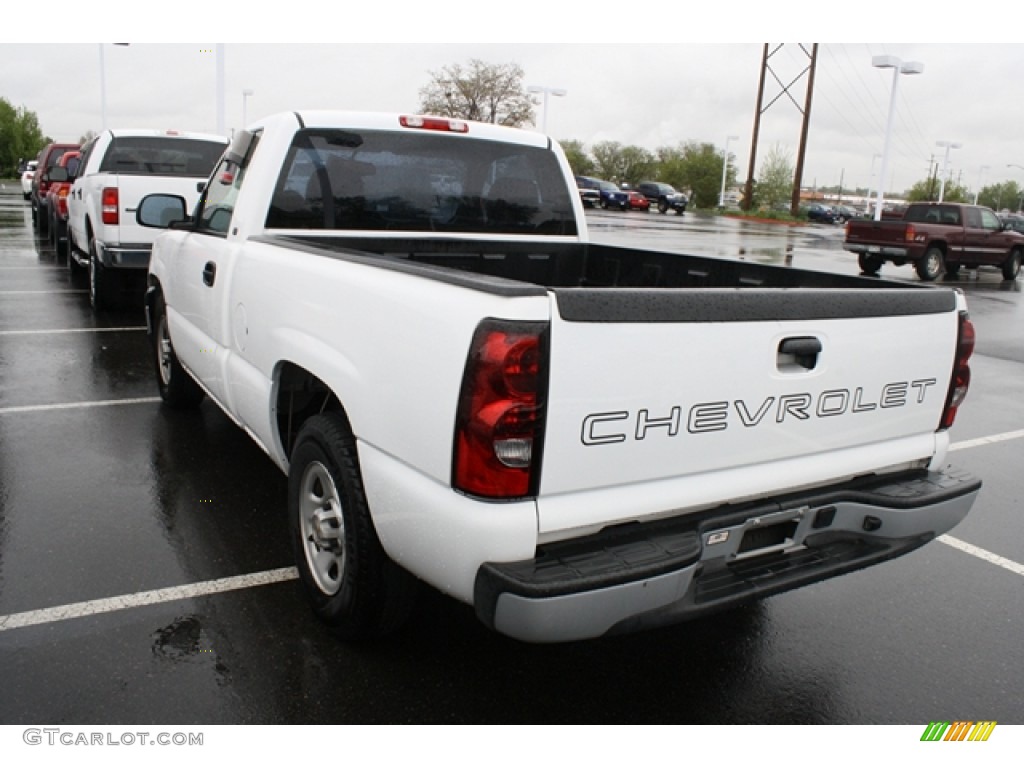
[1,191,1022,724]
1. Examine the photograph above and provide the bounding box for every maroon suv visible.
[31,142,80,238]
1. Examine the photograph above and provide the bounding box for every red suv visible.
[31,142,80,238]
[44,151,82,258]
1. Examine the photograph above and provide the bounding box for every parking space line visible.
[939,535,1024,578]
[0,326,146,336]
[948,429,1024,452]
[0,567,299,633]
[0,397,161,416]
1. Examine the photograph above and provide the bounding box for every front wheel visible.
[915,247,945,281]
[1003,249,1022,280]
[858,253,883,275]
[152,293,205,409]
[289,413,418,640]
[657,200,668,214]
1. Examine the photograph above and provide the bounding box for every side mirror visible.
[137,194,189,229]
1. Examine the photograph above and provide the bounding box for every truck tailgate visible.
[536,287,959,537]
[111,174,206,245]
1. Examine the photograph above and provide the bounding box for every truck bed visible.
[259,235,956,319]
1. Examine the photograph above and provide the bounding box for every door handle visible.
[202,261,217,287]
[778,336,822,371]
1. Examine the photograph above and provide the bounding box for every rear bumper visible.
[846,243,911,260]
[474,466,980,643]
[94,241,153,270]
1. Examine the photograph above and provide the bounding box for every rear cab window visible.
[265,128,577,236]
[99,136,226,177]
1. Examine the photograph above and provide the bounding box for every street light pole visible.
[936,140,962,202]
[526,85,567,134]
[973,165,989,205]
[1008,165,1024,213]
[99,43,130,131]
[871,56,924,221]
[718,134,739,207]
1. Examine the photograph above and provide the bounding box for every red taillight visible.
[940,312,975,430]
[400,115,469,133]
[101,187,119,225]
[57,186,69,217]
[453,320,548,499]
[905,224,917,242]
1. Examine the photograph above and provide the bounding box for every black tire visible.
[915,246,945,281]
[289,412,418,640]
[600,200,608,210]
[1002,249,1022,281]
[152,292,205,409]
[657,200,669,214]
[67,235,87,281]
[89,237,118,310]
[858,253,883,275]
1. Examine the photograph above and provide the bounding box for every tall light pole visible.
[936,140,962,202]
[99,43,130,131]
[242,89,254,129]
[973,165,989,205]
[527,85,567,135]
[718,134,739,207]
[864,153,882,214]
[871,55,924,221]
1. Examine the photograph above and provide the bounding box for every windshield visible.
[266,128,577,235]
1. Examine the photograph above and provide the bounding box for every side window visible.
[979,209,1001,231]
[196,159,244,235]
[965,207,982,229]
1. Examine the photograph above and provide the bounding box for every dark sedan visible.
[805,203,841,224]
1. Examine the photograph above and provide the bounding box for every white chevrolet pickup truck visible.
[67,128,227,309]
[137,110,981,643]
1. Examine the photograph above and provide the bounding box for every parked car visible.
[806,203,841,224]
[625,188,650,211]
[20,160,37,200]
[574,176,601,208]
[31,142,81,236]
[833,205,859,222]
[575,176,628,210]
[636,181,687,214]
[1000,213,1024,234]
[44,151,82,258]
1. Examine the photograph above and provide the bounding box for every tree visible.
[590,141,654,185]
[559,139,595,177]
[79,129,98,145]
[0,97,47,177]
[756,144,794,211]
[975,181,1022,212]
[418,60,535,127]
[654,141,733,210]
[906,177,969,203]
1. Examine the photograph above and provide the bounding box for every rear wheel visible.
[915,246,945,281]
[89,238,119,310]
[289,413,418,640]
[657,200,668,214]
[858,253,883,275]
[1003,249,1022,280]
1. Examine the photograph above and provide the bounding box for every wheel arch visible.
[273,360,350,463]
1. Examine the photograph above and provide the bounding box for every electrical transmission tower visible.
[742,43,818,215]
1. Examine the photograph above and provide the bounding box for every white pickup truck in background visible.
[67,128,227,309]
[136,111,981,643]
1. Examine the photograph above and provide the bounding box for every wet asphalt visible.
[1,189,1022,725]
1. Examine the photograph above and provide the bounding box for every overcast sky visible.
[4,10,1019,196]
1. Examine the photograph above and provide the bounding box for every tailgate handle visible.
[778,337,822,371]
